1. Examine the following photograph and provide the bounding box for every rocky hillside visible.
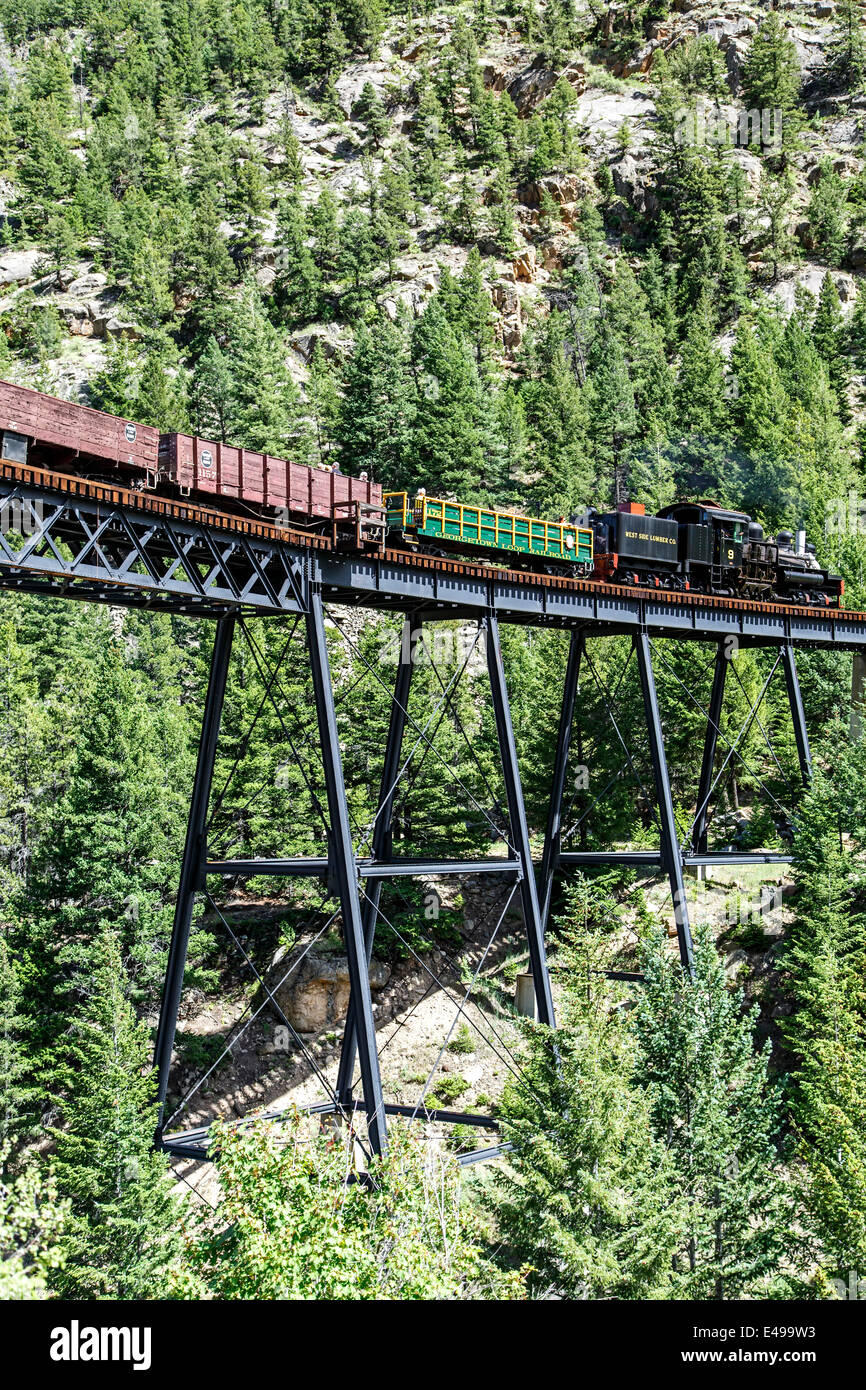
[1,2,864,376]
[0,0,864,544]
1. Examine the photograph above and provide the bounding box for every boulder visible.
[491,280,521,317]
[730,149,764,193]
[610,152,656,216]
[619,40,660,77]
[507,56,584,115]
[850,239,866,270]
[513,246,536,282]
[66,271,108,297]
[275,953,390,1034]
[0,249,42,286]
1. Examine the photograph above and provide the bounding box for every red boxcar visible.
[0,379,159,474]
[159,432,383,521]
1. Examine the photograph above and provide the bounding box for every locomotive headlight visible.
[565,534,575,549]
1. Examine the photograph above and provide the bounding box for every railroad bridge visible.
[2,434,866,1166]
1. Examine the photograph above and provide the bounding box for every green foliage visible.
[487,888,681,1299]
[783,747,866,1282]
[808,163,850,267]
[0,1154,69,1299]
[429,1073,470,1105]
[49,928,183,1298]
[635,924,800,1299]
[184,1117,524,1299]
[0,0,865,1308]
[825,0,866,90]
[741,13,802,113]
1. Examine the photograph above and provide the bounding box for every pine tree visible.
[585,324,637,506]
[487,888,681,1299]
[49,928,183,1299]
[783,754,866,1283]
[850,280,866,377]
[274,110,304,188]
[223,279,310,459]
[0,935,37,1169]
[813,272,852,423]
[488,162,516,255]
[135,348,188,431]
[675,293,728,439]
[409,298,489,497]
[808,162,850,267]
[190,334,235,441]
[636,925,800,1298]
[88,336,141,419]
[741,13,802,113]
[335,315,415,485]
[273,194,321,326]
[826,0,866,90]
[521,313,592,514]
[352,81,388,148]
[309,188,341,286]
[306,343,340,468]
[24,634,191,1010]
[758,169,796,282]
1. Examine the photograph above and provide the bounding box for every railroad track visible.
[3,459,866,627]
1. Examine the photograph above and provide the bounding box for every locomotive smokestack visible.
[795,525,806,556]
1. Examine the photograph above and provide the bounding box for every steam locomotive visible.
[588,500,844,606]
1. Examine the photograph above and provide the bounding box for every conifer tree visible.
[758,169,796,282]
[273,194,321,326]
[223,279,310,459]
[135,348,188,431]
[0,935,36,1170]
[675,293,728,439]
[487,888,681,1299]
[826,0,866,89]
[783,754,866,1282]
[521,314,592,513]
[49,928,183,1299]
[742,13,802,114]
[190,334,236,441]
[409,298,488,497]
[813,272,852,423]
[808,163,850,267]
[636,925,799,1298]
[585,324,637,505]
[353,81,388,148]
[88,337,142,418]
[335,315,415,485]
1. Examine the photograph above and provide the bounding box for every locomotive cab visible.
[658,500,749,592]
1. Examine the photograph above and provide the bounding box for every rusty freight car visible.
[0,380,383,539]
[158,431,383,526]
[0,378,159,478]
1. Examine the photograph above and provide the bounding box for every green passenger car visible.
[384,492,593,567]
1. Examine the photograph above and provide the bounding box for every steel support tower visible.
[0,465,852,1163]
